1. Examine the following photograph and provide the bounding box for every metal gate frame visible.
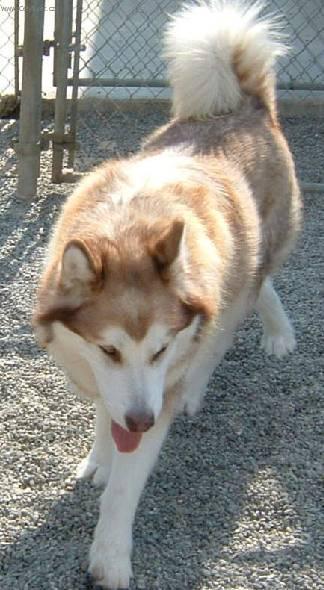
[51,0,83,183]
[15,0,45,198]
[15,0,82,196]
[15,0,324,197]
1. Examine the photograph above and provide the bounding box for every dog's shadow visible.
[1,312,322,590]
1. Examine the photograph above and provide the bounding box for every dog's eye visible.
[151,345,168,363]
[99,346,122,363]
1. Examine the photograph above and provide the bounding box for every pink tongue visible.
[111,420,142,453]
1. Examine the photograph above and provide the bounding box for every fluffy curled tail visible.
[164,0,287,120]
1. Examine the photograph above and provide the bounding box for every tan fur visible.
[34,96,301,384]
[32,7,303,586]
[232,47,278,123]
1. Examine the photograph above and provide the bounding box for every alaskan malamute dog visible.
[34,1,301,587]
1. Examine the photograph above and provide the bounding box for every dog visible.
[33,1,302,588]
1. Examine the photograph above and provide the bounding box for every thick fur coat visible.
[33,2,302,588]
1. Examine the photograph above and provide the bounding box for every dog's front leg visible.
[257,277,296,357]
[76,398,113,487]
[89,409,171,589]
[182,326,236,416]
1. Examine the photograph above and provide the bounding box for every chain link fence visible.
[1,0,323,195]
[0,0,20,116]
[77,0,324,99]
[277,0,324,93]
[77,0,178,100]
[69,0,324,173]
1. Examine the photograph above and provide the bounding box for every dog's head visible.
[34,210,218,445]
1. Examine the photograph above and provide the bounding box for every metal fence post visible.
[16,0,45,198]
[67,0,83,170]
[51,0,73,183]
[14,0,20,100]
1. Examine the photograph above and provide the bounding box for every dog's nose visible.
[125,410,155,433]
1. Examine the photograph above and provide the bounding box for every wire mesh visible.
[70,0,323,173]
[1,1,323,181]
[77,0,180,100]
[69,0,179,172]
[77,0,324,97]
[0,1,18,115]
[274,0,324,94]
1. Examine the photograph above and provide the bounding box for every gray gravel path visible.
[0,111,323,590]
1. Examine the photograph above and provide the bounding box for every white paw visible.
[183,394,202,417]
[89,539,132,589]
[76,451,111,486]
[76,454,98,480]
[92,464,111,488]
[261,328,296,358]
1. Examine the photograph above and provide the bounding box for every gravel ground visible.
[0,110,323,590]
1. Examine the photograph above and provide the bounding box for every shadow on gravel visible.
[0,192,65,286]
[0,119,18,178]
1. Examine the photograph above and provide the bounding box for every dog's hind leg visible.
[76,398,113,487]
[256,277,296,358]
[89,409,171,590]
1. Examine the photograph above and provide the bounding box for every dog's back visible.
[144,0,301,277]
[145,103,300,278]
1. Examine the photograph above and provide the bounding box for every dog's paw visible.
[92,464,111,488]
[76,454,98,480]
[261,327,296,358]
[89,540,132,589]
[76,452,111,487]
[183,395,202,417]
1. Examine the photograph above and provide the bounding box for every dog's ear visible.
[33,239,104,341]
[148,219,185,272]
[60,238,103,292]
